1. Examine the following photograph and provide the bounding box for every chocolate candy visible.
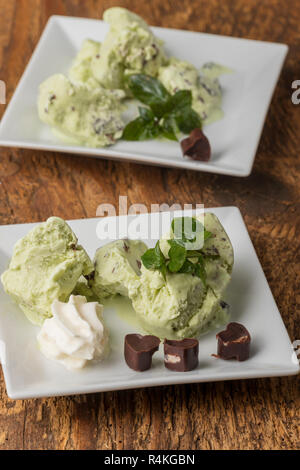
[214,322,251,361]
[164,338,199,372]
[124,334,160,371]
[181,128,211,161]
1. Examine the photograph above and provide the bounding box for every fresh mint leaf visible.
[138,106,154,122]
[141,241,167,279]
[154,240,164,260]
[142,242,163,270]
[122,116,160,141]
[155,241,167,280]
[175,107,202,134]
[141,217,210,285]
[141,248,160,270]
[171,217,204,242]
[169,89,192,111]
[167,238,185,248]
[194,256,206,286]
[171,217,211,250]
[162,90,197,139]
[128,74,171,117]
[161,115,178,141]
[167,240,187,272]
[203,229,212,243]
[160,262,167,281]
[179,259,196,275]
[178,249,207,285]
[123,74,203,143]
[204,229,212,241]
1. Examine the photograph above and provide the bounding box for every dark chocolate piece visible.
[181,128,211,162]
[214,322,251,361]
[164,338,199,372]
[124,334,160,371]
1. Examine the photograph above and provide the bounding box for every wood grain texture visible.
[0,0,299,451]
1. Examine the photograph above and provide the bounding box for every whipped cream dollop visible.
[37,295,109,370]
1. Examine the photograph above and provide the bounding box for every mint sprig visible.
[171,216,212,247]
[141,217,215,286]
[167,240,186,272]
[126,74,171,118]
[122,107,161,141]
[122,74,202,142]
[141,241,167,279]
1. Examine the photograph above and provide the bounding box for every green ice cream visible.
[92,213,234,339]
[158,58,231,125]
[38,7,231,147]
[1,217,94,326]
[91,7,167,90]
[131,266,206,339]
[38,74,126,147]
[72,276,98,302]
[130,213,233,339]
[69,39,102,88]
[91,239,148,301]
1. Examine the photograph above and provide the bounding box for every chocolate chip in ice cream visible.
[84,271,95,282]
[164,338,199,372]
[124,334,160,371]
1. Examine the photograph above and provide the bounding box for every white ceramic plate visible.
[0,206,298,399]
[0,16,288,176]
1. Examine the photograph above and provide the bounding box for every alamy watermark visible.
[291,340,300,365]
[96,196,205,247]
[291,80,300,105]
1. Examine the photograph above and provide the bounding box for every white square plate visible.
[0,16,288,176]
[0,207,298,399]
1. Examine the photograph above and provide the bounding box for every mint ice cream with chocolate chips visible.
[90,213,234,340]
[158,58,231,124]
[130,213,234,339]
[69,38,102,88]
[91,239,148,301]
[37,7,232,148]
[1,217,94,326]
[38,74,126,147]
[91,7,167,91]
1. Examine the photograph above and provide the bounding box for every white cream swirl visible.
[37,295,109,370]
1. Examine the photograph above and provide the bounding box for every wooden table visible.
[0,0,299,451]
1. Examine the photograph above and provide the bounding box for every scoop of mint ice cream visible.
[69,39,102,88]
[158,58,231,124]
[90,213,234,339]
[91,7,167,91]
[1,217,94,326]
[131,212,234,339]
[38,74,126,147]
[131,265,206,339]
[91,239,148,301]
[37,7,231,147]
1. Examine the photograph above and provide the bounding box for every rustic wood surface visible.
[0,0,299,451]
